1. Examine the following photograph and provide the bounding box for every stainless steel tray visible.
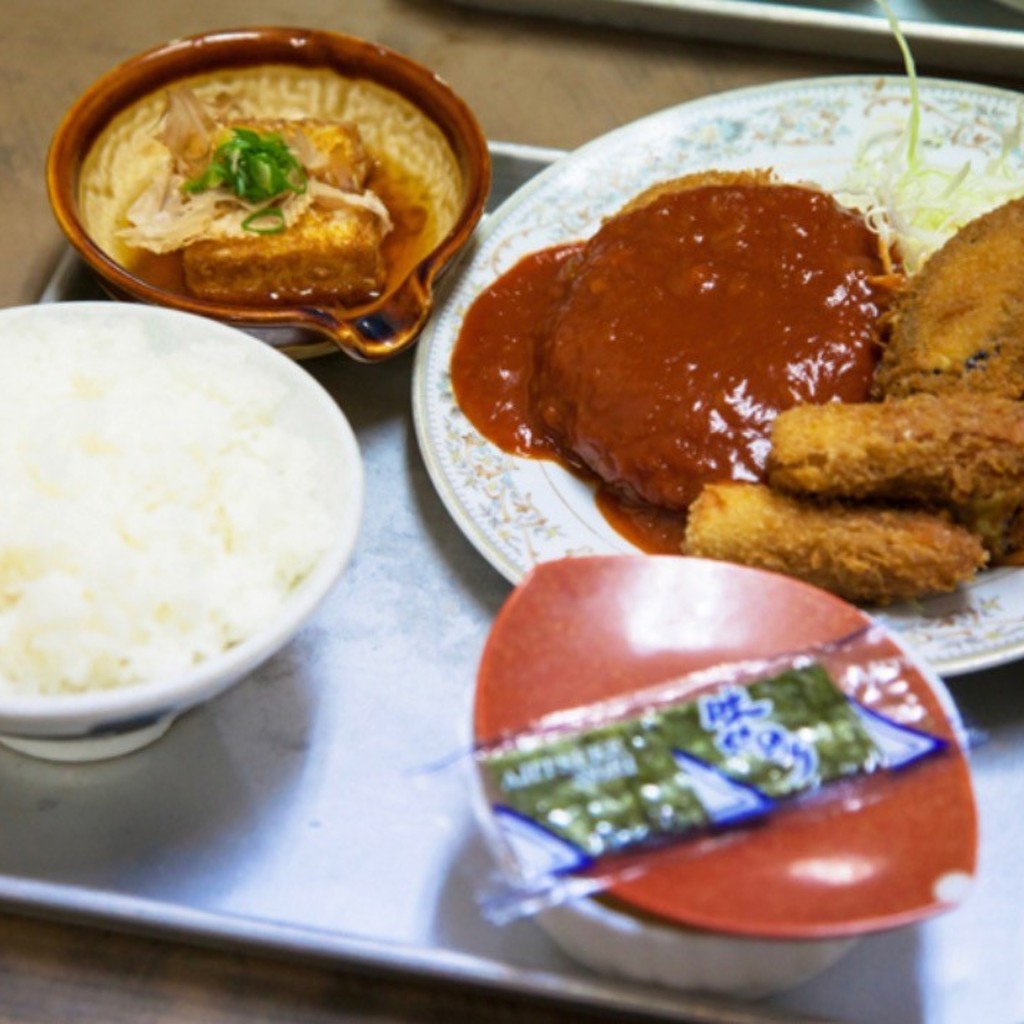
[445,0,1024,77]
[11,140,1024,1024]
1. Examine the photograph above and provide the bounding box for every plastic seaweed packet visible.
[473,625,951,924]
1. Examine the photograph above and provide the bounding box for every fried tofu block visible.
[183,203,386,305]
[874,196,1024,400]
[182,118,386,305]
[768,393,1024,559]
[685,483,986,605]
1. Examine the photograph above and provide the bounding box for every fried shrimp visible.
[684,483,987,606]
[874,196,1024,400]
[767,392,1024,559]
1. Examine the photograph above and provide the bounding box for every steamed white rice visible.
[0,317,332,696]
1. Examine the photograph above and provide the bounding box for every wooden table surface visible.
[2,2,1023,1021]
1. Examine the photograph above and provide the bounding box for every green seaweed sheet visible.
[482,664,884,860]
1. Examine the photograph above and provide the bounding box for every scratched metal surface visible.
[445,0,1024,77]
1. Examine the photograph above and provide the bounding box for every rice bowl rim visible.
[0,302,363,733]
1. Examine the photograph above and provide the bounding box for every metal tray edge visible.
[445,0,1024,75]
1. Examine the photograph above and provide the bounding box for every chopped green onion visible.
[183,127,308,232]
[241,207,287,235]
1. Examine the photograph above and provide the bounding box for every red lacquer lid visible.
[473,555,978,938]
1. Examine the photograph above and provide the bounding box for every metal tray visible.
[445,0,1024,77]
[9,140,1024,1024]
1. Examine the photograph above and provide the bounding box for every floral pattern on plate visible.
[412,75,1024,677]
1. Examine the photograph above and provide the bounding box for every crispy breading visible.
[684,483,987,606]
[768,392,1024,503]
[874,196,1024,400]
[615,168,776,216]
[767,392,1024,559]
[1001,508,1024,565]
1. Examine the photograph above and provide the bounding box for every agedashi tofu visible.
[113,92,396,306]
[183,202,387,305]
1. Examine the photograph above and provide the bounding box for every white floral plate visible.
[412,75,1024,678]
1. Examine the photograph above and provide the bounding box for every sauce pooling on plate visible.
[451,181,894,553]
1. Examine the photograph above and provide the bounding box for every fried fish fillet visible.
[769,392,1024,503]
[684,483,987,605]
[768,393,1024,560]
[874,196,1024,400]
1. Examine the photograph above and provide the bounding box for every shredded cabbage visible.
[837,0,1024,272]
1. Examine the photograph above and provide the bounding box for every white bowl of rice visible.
[0,302,362,761]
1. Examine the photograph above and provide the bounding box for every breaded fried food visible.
[874,196,1024,399]
[769,392,1024,503]
[684,482,987,605]
[768,392,1024,559]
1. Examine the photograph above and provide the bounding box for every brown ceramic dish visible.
[47,27,491,360]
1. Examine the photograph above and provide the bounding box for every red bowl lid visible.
[473,555,978,939]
